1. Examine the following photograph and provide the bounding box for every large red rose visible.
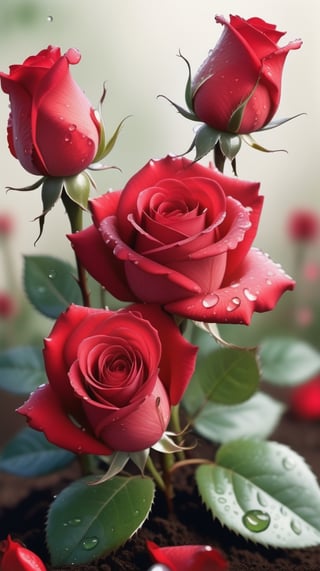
[0,46,100,176]
[17,304,197,454]
[70,155,294,324]
[191,15,302,133]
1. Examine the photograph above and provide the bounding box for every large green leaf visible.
[188,392,285,443]
[0,345,44,394]
[0,427,75,476]
[196,439,320,548]
[47,475,155,565]
[24,255,82,319]
[197,347,260,405]
[259,336,320,385]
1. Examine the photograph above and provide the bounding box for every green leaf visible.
[259,336,320,385]
[47,475,155,565]
[24,255,82,318]
[0,427,75,476]
[0,345,44,394]
[188,392,285,443]
[196,440,320,548]
[197,347,260,405]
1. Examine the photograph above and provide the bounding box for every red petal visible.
[146,541,228,571]
[17,384,112,455]
[165,248,295,324]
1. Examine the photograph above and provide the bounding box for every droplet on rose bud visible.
[147,565,171,571]
[226,297,241,312]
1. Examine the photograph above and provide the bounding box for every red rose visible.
[146,541,229,571]
[17,304,197,454]
[0,535,46,571]
[290,376,320,419]
[0,46,100,176]
[70,155,294,324]
[191,15,302,133]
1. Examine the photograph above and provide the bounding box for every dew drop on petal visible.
[243,288,257,302]
[242,509,271,532]
[226,297,241,312]
[202,293,219,308]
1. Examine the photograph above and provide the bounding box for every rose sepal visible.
[152,431,191,454]
[96,449,150,484]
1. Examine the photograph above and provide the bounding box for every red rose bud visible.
[287,210,320,242]
[0,535,46,571]
[192,15,302,134]
[290,376,320,419]
[70,155,294,324]
[18,304,197,454]
[0,46,100,177]
[147,541,229,571]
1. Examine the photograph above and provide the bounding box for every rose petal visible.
[17,384,112,455]
[165,247,295,324]
[147,541,229,571]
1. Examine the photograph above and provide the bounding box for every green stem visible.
[170,405,185,461]
[145,456,166,492]
[62,191,91,307]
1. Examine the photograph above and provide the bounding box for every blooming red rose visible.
[0,535,46,571]
[70,155,294,324]
[0,46,100,176]
[17,303,197,454]
[146,541,228,571]
[191,15,302,133]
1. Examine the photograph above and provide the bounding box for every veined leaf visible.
[197,347,260,405]
[196,439,320,548]
[24,255,82,318]
[0,427,75,476]
[47,475,155,565]
[187,392,285,443]
[0,345,44,394]
[259,336,320,385]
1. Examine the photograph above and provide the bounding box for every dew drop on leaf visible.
[67,517,82,526]
[82,536,99,551]
[47,15,53,22]
[282,456,296,471]
[242,509,271,533]
[290,519,302,535]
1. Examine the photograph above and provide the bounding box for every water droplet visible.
[226,297,241,312]
[218,497,226,504]
[47,15,53,22]
[48,270,56,279]
[147,564,171,571]
[265,278,272,286]
[64,133,72,143]
[290,519,302,535]
[68,124,77,132]
[67,517,82,526]
[82,536,99,551]
[243,288,257,302]
[202,293,219,308]
[37,286,46,294]
[257,492,268,507]
[242,509,271,533]
[282,456,296,471]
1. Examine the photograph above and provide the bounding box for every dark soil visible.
[1,410,320,570]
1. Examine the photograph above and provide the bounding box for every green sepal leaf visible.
[6,177,44,193]
[259,336,320,385]
[34,177,64,244]
[185,391,285,443]
[196,439,320,548]
[219,133,242,161]
[178,50,194,112]
[157,94,199,122]
[241,133,287,154]
[64,173,91,210]
[0,427,75,477]
[24,255,82,318]
[197,347,260,405]
[182,124,221,162]
[47,475,155,565]
[257,113,305,131]
[0,345,44,394]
